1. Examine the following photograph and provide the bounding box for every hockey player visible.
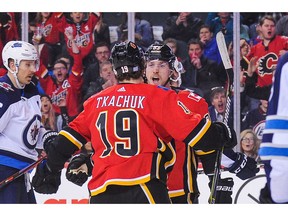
[259,52,288,203]
[31,41,236,203]
[144,43,259,203]
[0,41,55,203]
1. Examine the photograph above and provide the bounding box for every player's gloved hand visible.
[42,130,58,151]
[66,153,93,186]
[31,159,61,194]
[208,177,234,203]
[228,152,260,180]
[213,122,237,149]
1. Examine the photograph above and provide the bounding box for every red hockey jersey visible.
[64,84,211,196]
[247,35,288,87]
[57,13,100,59]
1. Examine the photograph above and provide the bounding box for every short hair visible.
[163,38,177,47]
[210,86,226,102]
[99,60,112,72]
[187,38,204,50]
[53,59,67,69]
[259,15,276,26]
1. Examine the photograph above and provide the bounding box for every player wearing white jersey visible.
[0,41,54,203]
[259,52,288,203]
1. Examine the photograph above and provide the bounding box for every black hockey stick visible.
[0,155,47,190]
[208,31,233,204]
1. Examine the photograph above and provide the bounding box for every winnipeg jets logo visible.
[258,53,278,76]
[23,115,41,149]
[0,82,14,91]
[30,124,40,142]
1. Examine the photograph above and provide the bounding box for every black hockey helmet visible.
[144,42,176,69]
[110,41,144,75]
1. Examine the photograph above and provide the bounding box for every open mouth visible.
[267,31,272,36]
[151,77,160,85]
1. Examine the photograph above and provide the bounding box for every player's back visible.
[71,82,203,195]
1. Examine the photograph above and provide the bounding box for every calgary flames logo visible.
[257,53,278,76]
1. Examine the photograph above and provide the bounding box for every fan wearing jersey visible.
[0,41,52,203]
[31,41,236,203]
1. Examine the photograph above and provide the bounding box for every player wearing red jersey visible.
[31,41,236,203]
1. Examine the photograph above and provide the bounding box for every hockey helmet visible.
[110,41,144,75]
[2,40,39,71]
[2,40,39,89]
[144,43,176,69]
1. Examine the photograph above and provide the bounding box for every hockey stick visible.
[0,155,47,190]
[208,31,233,204]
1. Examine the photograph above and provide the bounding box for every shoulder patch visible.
[0,82,14,92]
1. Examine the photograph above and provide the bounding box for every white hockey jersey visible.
[0,75,46,170]
[260,52,288,160]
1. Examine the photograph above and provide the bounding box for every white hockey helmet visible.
[2,41,39,88]
[2,40,39,70]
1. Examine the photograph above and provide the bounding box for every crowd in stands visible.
[1,12,288,162]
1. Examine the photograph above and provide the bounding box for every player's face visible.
[17,60,38,85]
[53,63,68,83]
[211,92,227,114]
[145,59,171,87]
[260,19,276,40]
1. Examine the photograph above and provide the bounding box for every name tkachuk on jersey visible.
[0,75,46,170]
[96,95,145,109]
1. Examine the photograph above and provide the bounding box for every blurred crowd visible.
[1,11,288,160]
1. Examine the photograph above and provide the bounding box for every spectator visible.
[82,41,111,99]
[35,51,84,128]
[246,15,288,89]
[199,24,222,65]
[82,60,117,103]
[238,38,258,116]
[0,12,19,67]
[162,12,203,44]
[40,94,57,131]
[205,12,249,46]
[240,129,261,163]
[163,37,183,62]
[208,86,233,128]
[241,99,268,140]
[31,12,63,70]
[180,39,226,105]
[275,12,288,36]
[93,13,111,46]
[117,13,153,51]
[57,12,100,67]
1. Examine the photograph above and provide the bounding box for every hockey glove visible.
[228,152,259,180]
[42,130,58,152]
[213,122,237,149]
[66,153,93,186]
[208,177,234,203]
[31,159,61,194]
